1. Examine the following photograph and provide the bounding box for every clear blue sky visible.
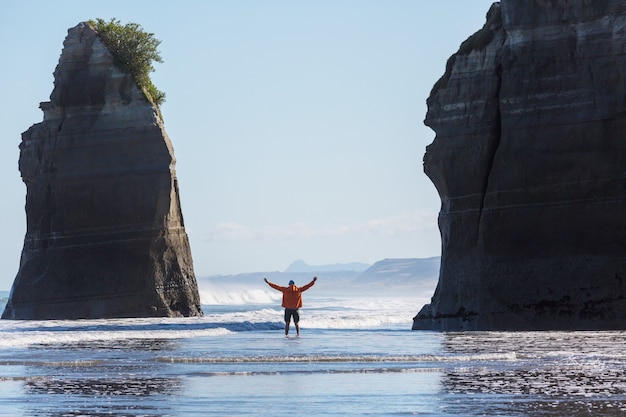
[0,1,496,288]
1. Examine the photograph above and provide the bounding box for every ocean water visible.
[0,292,625,416]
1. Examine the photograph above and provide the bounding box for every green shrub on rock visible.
[89,18,166,107]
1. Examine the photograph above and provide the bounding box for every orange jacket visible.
[266,278,316,309]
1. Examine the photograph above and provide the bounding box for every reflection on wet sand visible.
[25,375,182,396]
[19,338,182,416]
[439,332,626,416]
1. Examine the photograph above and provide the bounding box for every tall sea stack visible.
[414,1,626,330]
[2,22,203,319]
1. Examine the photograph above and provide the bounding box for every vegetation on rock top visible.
[89,18,166,107]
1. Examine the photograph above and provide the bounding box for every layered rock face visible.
[414,1,626,330]
[2,22,203,319]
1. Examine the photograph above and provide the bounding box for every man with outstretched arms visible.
[264,277,317,336]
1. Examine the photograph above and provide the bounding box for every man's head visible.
[288,280,295,286]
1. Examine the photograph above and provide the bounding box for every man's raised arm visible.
[300,276,318,292]
[264,278,284,291]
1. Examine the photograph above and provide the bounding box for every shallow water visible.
[1,298,625,416]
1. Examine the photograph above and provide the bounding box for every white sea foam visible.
[302,296,420,329]
[155,352,517,364]
[0,325,232,348]
[199,285,281,305]
[0,295,424,348]
[198,296,421,329]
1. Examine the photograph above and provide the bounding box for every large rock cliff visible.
[2,22,203,319]
[413,1,626,330]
